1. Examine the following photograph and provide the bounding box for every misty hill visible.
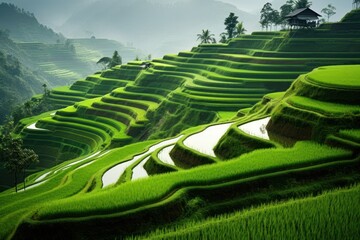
[0,49,47,122]
[69,38,141,64]
[0,8,359,238]
[60,0,258,57]
[0,3,64,43]
[0,3,141,123]
[0,3,141,86]
[1,0,97,28]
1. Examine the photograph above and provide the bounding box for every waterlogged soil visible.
[158,145,176,166]
[27,122,49,131]
[102,135,183,188]
[132,156,151,180]
[183,123,232,157]
[238,117,271,140]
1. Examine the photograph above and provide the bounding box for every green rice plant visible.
[338,129,360,142]
[132,184,360,240]
[306,65,360,89]
[32,141,351,220]
[144,146,180,175]
[214,123,277,160]
[0,141,156,239]
[110,88,163,103]
[287,96,360,115]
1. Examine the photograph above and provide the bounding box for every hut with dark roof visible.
[285,8,321,28]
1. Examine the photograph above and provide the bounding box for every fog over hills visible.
[2,0,353,57]
[3,0,257,57]
[59,0,258,57]
[219,0,352,21]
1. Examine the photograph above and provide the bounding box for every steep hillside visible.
[0,48,48,122]
[0,3,63,43]
[69,38,141,64]
[0,9,359,240]
[0,4,140,97]
[0,65,359,240]
[60,0,257,57]
[267,65,360,144]
[15,10,360,167]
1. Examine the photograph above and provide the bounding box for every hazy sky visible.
[219,0,352,20]
[1,0,354,57]
[3,0,353,27]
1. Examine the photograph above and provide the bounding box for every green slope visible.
[0,64,359,240]
[0,9,360,240]
[132,184,360,240]
[0,3,63,43]
[17,9,360,166]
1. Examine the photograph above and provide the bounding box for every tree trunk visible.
[23,168,26,191]
[14,171,18,193]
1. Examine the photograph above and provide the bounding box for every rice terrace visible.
[0,0,359,239]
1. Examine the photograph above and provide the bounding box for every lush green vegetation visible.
[131,184,360,240]
[22,12,360,164]
[307,65,360,88]
[266,65,360,143]
[0,46,49,123]
[0,7,360,240]
[0,3,140,125]
[34,141,352,220]
[0,3,63,43]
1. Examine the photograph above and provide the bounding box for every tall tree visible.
[224,12,239,39]
[294,0,312,9]
[234,22,247,37]
[97,50,122,69]
[109,50,122,68]
[197,29,216,44]
[321,4,336,22]
[219,33,228,43]
[280,0,294,27]
[42,83,50,97]
[269,10,281,30]
[21,148,39,190]
[0,120,38,192]
[260,2,274,31]
[354,0,360,9]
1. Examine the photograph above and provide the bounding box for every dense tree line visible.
[0,2,65,43]
[260,0,336,30]
[0,39,55,124]
[0,120,38,192]
[197,12,246,44]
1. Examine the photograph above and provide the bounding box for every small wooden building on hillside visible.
[285,8,321,28]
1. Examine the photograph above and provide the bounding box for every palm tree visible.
[234,22,247,37]
[197,29,216,44]
[294,0,311,9]
[354,0,360,9]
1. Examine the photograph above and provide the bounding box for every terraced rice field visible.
[1,64,360,239]
[238,117,270,140]
[17,43,94,85]
[18,12,357,166]
[267,65,360,143]
[1,9,360,240]
[102,135,183,188]
[183,123,232,157]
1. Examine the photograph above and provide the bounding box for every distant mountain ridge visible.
[0,3,64,43]
[0,2,141,122]
[59,0,258,57]
[0,32,47,122]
